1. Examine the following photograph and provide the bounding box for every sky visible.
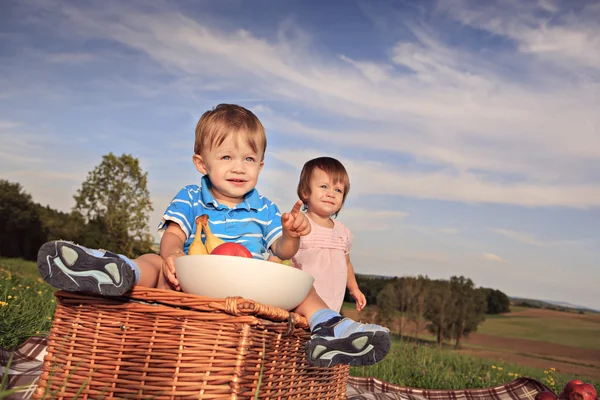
[1,0,599,310]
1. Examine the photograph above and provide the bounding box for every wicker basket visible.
[33,287,349,399]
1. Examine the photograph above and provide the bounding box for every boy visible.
[37,104,391,367]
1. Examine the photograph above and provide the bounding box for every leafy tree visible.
[394,277,418,340]
[73,153,154,257]
[424,279,455,347]
[449,276,487,348]
[36,205,85,243]
[408,275,429,339]
[376,283,398,329]
[0,180,47,260]
[482,288,511,314]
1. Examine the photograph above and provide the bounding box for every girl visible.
[292,157,367,313]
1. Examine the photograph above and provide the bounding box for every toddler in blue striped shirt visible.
[37,103,390,367]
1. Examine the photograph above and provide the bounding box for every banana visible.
[198,214,225,253]
[188,216,208,255]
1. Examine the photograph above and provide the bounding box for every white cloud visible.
[439,228,460,235]
[47,52,98,64]
[3,0,598,210]
[0,121,21,130]
[439,0,600,70]
[399,252,450,263]
[489,228,549,247]
[482,252,506,263]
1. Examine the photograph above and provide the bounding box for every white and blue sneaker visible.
[306,316,391,367]
[37,241,137,296]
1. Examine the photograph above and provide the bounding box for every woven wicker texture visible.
[33,287,349,399]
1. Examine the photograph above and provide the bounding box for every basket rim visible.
[54,286,309,329]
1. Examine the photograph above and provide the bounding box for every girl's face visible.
[304,168,345,218]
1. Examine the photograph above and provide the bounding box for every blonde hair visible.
[297,157,350,217]
[194,104,267,159]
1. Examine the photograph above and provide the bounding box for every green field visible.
[477,312,600,350]
[1,258,598,397]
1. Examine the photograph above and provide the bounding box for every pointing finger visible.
[290,200,302,216]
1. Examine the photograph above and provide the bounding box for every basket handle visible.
[55,287,309,329]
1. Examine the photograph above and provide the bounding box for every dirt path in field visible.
[460,333,600,380]
[462,333,600,365]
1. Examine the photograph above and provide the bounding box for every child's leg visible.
[37,240,166,296]
[295,287,391,368]
[135,253,170,289]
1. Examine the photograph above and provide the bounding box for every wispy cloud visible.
[439,0,600,70]
[18,1,591,209]
[490,228,549,247]
[0,121,21,130]
[482,252,506,263]
[439,228,460,235]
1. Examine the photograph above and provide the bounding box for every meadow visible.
[1,257,598,397]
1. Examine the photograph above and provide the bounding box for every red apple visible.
[569,384,597,400]
[536,391,558,400]
[210,242,253,258]
[559,381,597,400]
[560,380,585,400]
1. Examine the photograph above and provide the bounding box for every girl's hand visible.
[281,200,311,238]
[350,289,367,311]
[162,250,185,290]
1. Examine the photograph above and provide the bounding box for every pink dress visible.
[291,216,351,312]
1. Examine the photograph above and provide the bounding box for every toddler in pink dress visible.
[291,157,367,313]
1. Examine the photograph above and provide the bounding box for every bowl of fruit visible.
[175,215,315,311]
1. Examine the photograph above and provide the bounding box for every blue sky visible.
[1,0,599,309]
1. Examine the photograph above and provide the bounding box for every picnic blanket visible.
[1,337,553,400]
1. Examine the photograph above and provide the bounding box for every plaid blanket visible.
[0,337,47,400]
[1,337,554,400]
[346,376,554,400]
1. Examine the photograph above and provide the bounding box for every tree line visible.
[345,275,510,348]
[0,153,154,260]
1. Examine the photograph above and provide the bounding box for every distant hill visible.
[510,297,600,314]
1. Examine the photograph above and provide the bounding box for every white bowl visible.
[175,255,315,311]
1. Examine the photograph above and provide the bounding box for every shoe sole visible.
[305,330,391,367]
[37,241,134,296]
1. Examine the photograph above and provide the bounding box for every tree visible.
[0,180,47,260]
[482,288,511,314]
[408,275,429,340]
[449,276,487,348]
[394,277,417,340]
[73,153,154,257]
[376,283,398,329]
[424,279,455,347]
[36,205,85,243]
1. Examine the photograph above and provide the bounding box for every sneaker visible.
[305,316,391,367]
[37,241,135,296]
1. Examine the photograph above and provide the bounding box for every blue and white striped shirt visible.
[158,176,283,259]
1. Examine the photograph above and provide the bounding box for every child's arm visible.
[346,254,367,311]
[270,200,311,260]
[159,224,187,290]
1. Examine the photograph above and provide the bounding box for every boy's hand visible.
[350,289,367,311]
[162,251,185,291]
[281,200,311,238]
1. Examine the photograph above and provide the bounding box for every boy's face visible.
[304,168,345,218]
[193,135,264,207]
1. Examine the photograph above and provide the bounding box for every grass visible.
[0,258,56,350]
[350,337,600,391]
[477,314,600,350]
[1,258,599,397]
